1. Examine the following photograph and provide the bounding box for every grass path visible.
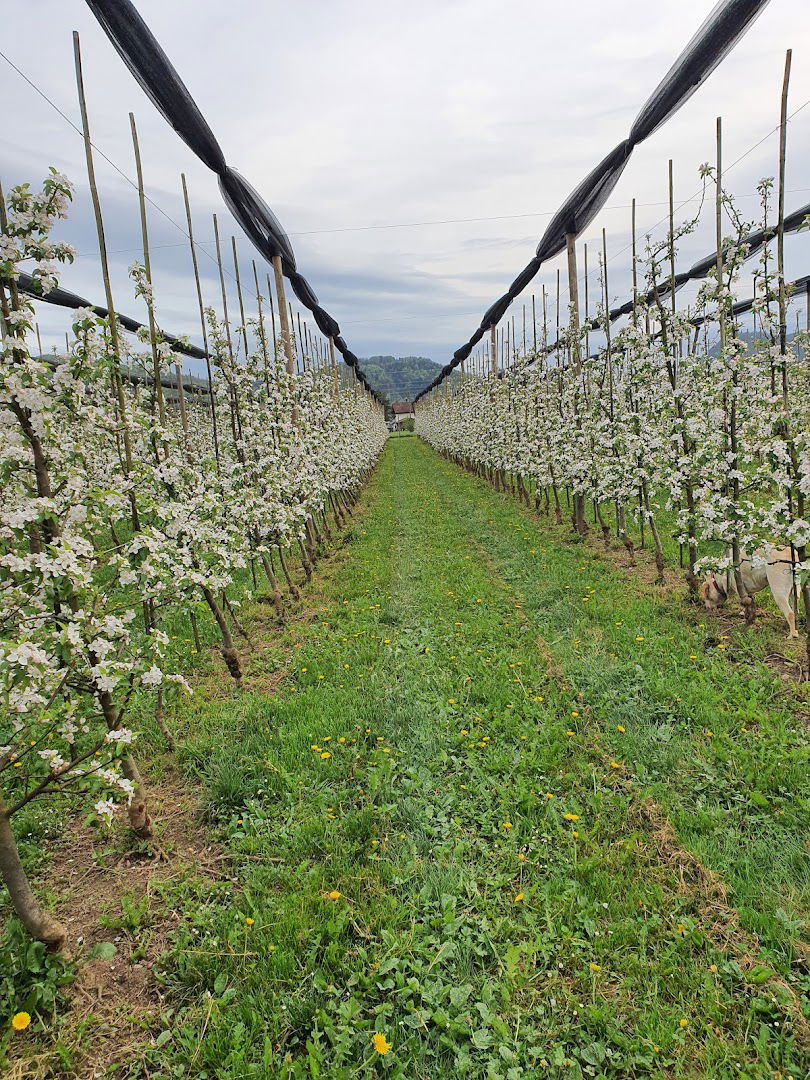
[149,435,809,1079]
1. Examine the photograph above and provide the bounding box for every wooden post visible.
[566,233,587,536]
[329,335,339,400]
[73,31,155,832]
[272,256,298,424]
[231,236,250,360]
[631,198,639,328]
[251,259,271,393]
[566,234,581,376]
[181,174,220,463]
[583,243,590,360]
[129,112,167,428]
[73,32,140,531]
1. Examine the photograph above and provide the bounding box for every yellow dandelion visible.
[327,890,341,901]
[320,751,331,760]
[245,917,254,926]
[372,1032,392,1055]
[609,761,621,769]
[563,813,579,822]
[589,962,601,972]
[11,1012,31,1031]
[679,1018,688,1028]
[502,821,513,830]
[514,892,524,902]
[544,792,554,800]
[566,731,575,737]
[616,725,626,733]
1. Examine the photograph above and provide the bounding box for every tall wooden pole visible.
[129,112,166,427]
[271,256,298,424]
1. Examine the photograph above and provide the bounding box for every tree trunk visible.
[0,800,66,951]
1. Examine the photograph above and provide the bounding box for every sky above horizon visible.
[3,0,809,389]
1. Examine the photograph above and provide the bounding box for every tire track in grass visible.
[467,526,810,1049]
[148,436,809,1080]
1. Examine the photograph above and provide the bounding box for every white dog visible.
[701,547,799,638]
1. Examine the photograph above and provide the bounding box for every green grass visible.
[59,437,810,1075]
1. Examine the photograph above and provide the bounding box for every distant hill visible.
[360,355,457,402]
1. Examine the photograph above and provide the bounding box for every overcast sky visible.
[3,0,809,385]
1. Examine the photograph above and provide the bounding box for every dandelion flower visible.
[327,890,341,901]
[459,729,468,736]
[514,892,524,902]
[609,761,621,769]
[320,751,331,760]
[566,731,575,737]
[11,1012,31,1031]
[616,725,626,733]
[544,793,554,800]
[502,821,513,830]
[372,1033,392,1055]
[679,1018,688,1028]
[589,962,601,972]
[563,813,579,822]
[245,917,254,926]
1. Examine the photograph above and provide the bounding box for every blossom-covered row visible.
[0,173,386,943]
[416,178,809,609]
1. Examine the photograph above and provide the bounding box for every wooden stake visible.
[271,256,298,423]
[73,33,137,520]
[129,112,166,428]
[230,236,249,359]
[180,174,219,463]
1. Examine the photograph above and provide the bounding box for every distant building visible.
[390,401,415,430]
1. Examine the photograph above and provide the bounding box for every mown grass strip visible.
[146,435,809,1080]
